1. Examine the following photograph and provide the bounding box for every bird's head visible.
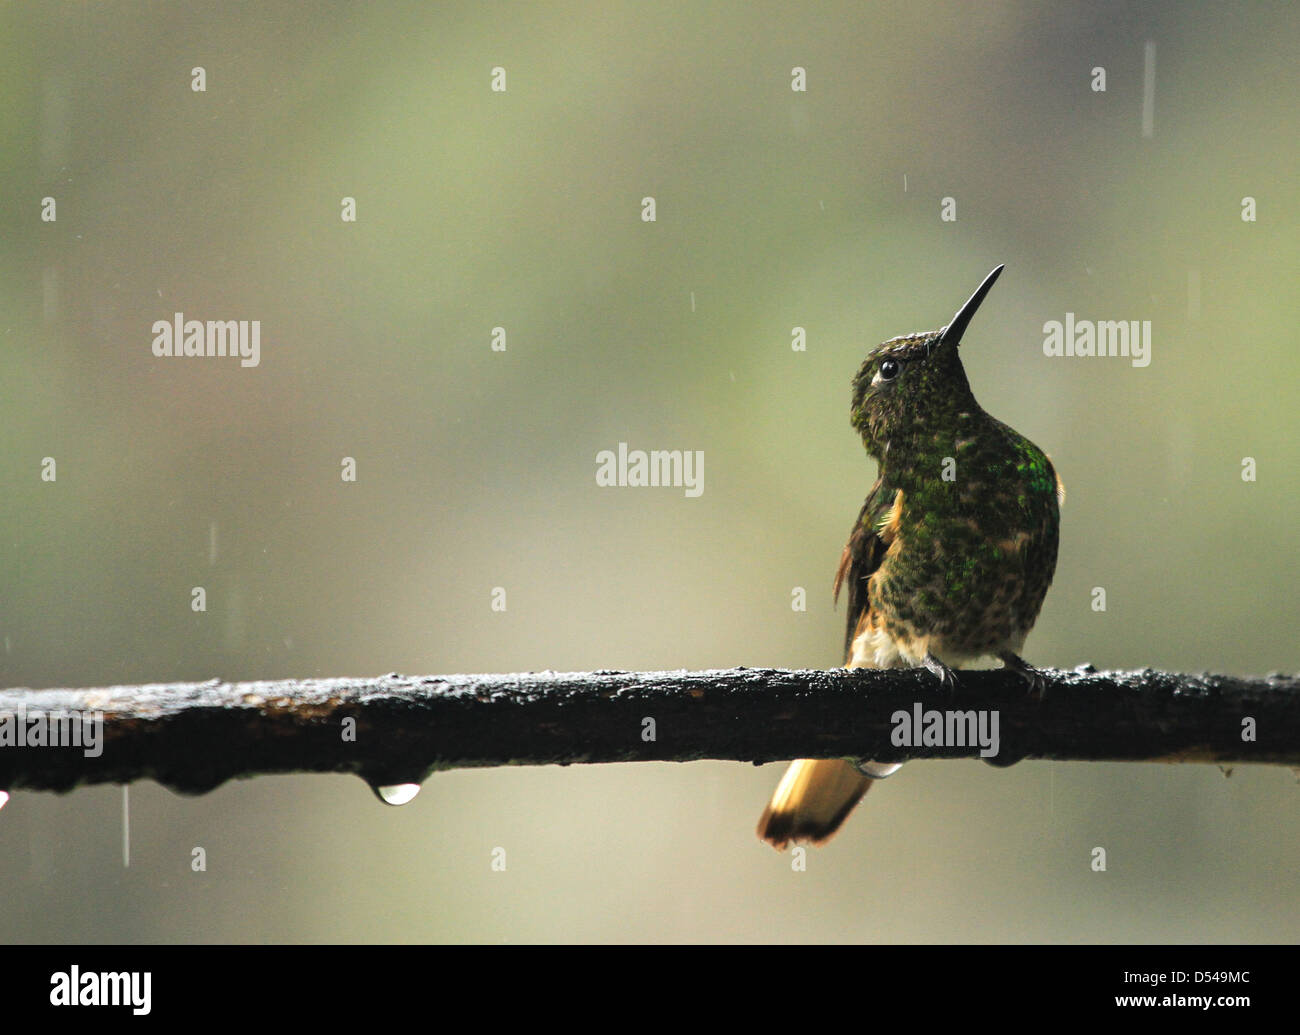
[850,265,1004,455]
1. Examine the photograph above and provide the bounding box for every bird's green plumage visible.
[838,313,1060,668]
[756,268,1057,851]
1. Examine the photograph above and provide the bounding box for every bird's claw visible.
[999,651,1047,699]
[923,652,959,695]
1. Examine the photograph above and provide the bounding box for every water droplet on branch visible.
[372,782,421,806]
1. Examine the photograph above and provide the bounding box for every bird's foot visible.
[923,651,959,695]
[999,651,1047,698]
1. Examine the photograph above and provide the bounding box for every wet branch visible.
[0,666,1296,795]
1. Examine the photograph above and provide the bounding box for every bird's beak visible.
[939,265,1004,347]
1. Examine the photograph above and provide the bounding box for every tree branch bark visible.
[1,666,1296,796]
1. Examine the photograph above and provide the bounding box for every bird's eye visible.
[878,358,900,381]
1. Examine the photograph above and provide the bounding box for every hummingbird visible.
[757,265,1063,850]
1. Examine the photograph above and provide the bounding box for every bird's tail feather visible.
[757,634,911,850]
[756,758,877,850]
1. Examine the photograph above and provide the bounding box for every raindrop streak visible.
[122,786,130,867]
[374,783,421,806]
[1141,41,1156,138]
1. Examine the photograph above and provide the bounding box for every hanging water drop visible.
[373,782,421,806]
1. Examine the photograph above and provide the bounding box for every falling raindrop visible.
[122,785,130,867]
[42,267,60,324]
[373,782,421,806]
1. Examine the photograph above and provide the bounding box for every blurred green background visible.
[1,1,1297,942]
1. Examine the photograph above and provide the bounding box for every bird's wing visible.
[833,478,900,663]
